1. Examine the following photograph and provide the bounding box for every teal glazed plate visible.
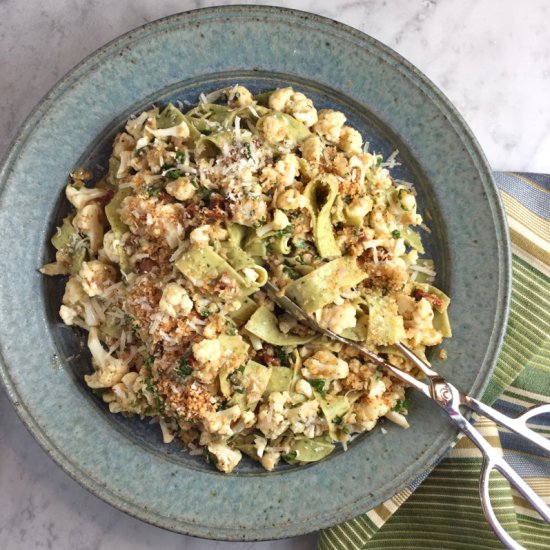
[0,6,510,541]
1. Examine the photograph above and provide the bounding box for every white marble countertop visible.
[1,1,549,549]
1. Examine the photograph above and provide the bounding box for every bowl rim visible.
[0,4,511,541]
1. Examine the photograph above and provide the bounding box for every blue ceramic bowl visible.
[0,6,510,541]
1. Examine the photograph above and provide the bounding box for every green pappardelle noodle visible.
[41,84,451,473]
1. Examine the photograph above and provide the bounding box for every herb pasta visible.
[41,85,451,473]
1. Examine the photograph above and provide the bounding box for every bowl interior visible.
[43,71,449,474]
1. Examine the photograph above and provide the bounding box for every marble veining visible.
[1,1,549,549]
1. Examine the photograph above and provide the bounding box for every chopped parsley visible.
[333,415,343,425]
[146,184,162,196]
[283,265,300,280]
[392,229,401,239]
[166,169,182,180]
[275,224,294,238]
[174,150,185,162]
[309,378,327,396]
[274,346,290,367]
[282,451,297,462]
[294,238,306,250]
[342,195,353,204]
[143,377,165,413]
[392,398,410,413]
[253,217,267,228]
[341,425,351,435]
[200,307,210,318]
[175,350,193,378]
[144,355,154,372]
[376,155,383,167]
[241,141,252,159]
[197,187,213,201]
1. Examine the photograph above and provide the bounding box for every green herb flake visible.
[198,187,213,201]
[274,346,290,367]
[200,307,210,318]
[146,185,162,196]
[166,169,182,180]
[392,229,401,239]
[294,238,306,250]
[175,350,193,378]
[376,155,383,167]
[275,225,294,238]
[144,355,154,372]
[283,265,300,280]
[282,451,298,462]
[175,150,185,162]
[392,398,410,413]
[333,415,343,425]
[253,217,267,228]
[342,195,353,204]
[309,378,327,396]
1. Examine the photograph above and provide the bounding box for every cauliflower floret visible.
[112,132,136,157]
[368,376,390,399]
[352,395,393,431]
[159,282,193,317]
[192,338,222,364]
[257,391,291,440]
[287,400,319,435]
[408,298,442,347]
[272,209,290,230]
[256,209,290,237]
[345,196,373,221]
[313,109,347,143]
[59,305,79,326]
[102,231,121,264]
[295,379,313,399]
[74,203,104,255]
[268,88,317,127]
[78,260,116,297]
[166,177,196,201]
[277,154,301,186]
[207,442,242,474]
[84,327,128,388]
[318,303,357,334]
[300,135,322,163]
[262,114,287,144]
[147,120,190,139]
[230,196,268,227]
[189,225,211,246]
[268,87,294,111]
[276,189,308,210]
[393,189,422,225]
[260,451,281,471]
[254,435,268,458]
[226,85,254,108]
[339,126,363,155]
[125,110,152,139]
[65,184,109,210]
[302,350,349,380]
[202,405,241,436]
[59,276,105,328]
[285,92,318,127]
[103,371,142,414]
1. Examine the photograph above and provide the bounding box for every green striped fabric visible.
[318,173,550,550]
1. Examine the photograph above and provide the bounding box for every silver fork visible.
[264,281,550,550]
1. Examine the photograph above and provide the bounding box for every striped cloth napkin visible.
[319,172,550,550]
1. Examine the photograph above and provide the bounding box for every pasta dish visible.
[41,85,451,473]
